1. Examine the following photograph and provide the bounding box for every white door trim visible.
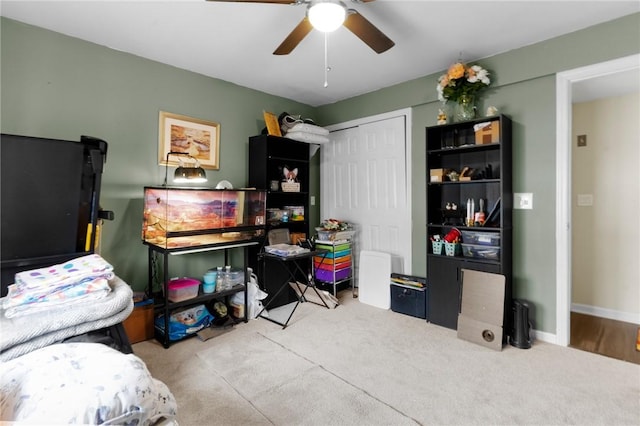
[555,54,640,347]
[325,108,413,272]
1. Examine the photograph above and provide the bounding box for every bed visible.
[0,342,177,425]
[0,255,178,425]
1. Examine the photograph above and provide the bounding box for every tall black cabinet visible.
[425,115,512,333]
[248,135,313,308]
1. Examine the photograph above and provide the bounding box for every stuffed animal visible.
[283,167,298,183]
[437,108,448,125]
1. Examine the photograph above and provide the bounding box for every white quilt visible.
[0,342,177,425]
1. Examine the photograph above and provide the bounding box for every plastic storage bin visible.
[390,284,427,319]
[167,277,200,302]
[431,240,444,255]
[444,242,461,256]
[461,231,501,246]
[461,243,501,260]
[315,267,351,282]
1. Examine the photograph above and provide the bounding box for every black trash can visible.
[509,299,532,349]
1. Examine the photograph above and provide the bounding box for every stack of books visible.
[390,273,426,290]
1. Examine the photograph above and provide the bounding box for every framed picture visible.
[159,111,220,170]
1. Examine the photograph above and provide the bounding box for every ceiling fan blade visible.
[273,17,313,55]
[343,9,394,54]
[206,0,296,4]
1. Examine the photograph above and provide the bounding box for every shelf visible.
[425,115,512,333]
[268,190,309,195]
[146,239,260,255]
[427,224,501,232]
[428,142,501,155]
[268,155,310,163]
[152,283,246,310]
[427,179,500,186]
[249,134,312,309]
[427,253,501,266]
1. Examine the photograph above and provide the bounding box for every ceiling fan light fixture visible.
[308,1,346,33]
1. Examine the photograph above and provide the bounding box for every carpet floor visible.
[133,293,640,426]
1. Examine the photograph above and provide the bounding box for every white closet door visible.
[321,115,410,274]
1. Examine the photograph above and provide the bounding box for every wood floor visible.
[570,311,640,364]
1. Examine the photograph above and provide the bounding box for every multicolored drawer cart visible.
[313,240,353,296]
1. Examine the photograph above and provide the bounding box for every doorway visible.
[322,109,412,278]
[555,54,640,347]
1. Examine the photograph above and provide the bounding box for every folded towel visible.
[3,254,115,317]
[284,131,330,144]
[287,122,329,136]
[3,277,111,319]
[14,253,114,291]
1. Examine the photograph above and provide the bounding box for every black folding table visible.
[257,249,330,328]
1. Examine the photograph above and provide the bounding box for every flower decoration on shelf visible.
[318,218,350,231]
[436,62,491,103]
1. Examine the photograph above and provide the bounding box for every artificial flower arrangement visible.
[436,62,491,103]
[318,218,351,231]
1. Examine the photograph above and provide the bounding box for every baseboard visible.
[532,329,557,344]
[571,303,640,325]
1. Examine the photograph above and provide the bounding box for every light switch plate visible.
[514,193,533,210]
[577,194,593,206]
[310,196,316,206]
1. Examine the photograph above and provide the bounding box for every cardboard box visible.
[457,314,503,351]
[429,168,446,182]
[290,232,306,244]
[475,121,500,145]
[459,269,505,324]
[457,269,505,351]
[123,302,155,344]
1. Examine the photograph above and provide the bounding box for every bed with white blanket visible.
[1,342,177,425]
[0,254,178,425]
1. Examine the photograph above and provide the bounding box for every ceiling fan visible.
[207,0,395,55]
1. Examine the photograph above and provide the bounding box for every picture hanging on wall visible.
[158,111,220,170]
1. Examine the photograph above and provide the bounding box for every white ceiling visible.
[1,1,639,107]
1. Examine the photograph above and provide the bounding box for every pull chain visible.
[324,32,331,88]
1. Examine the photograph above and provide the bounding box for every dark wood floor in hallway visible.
[570,311,640,365]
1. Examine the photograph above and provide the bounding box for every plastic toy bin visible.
[167,278,200,302]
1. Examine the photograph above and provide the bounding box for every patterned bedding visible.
[0,342,178,425]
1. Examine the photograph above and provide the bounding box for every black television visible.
[0,133,108,294]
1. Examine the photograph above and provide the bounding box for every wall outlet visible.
[514,193,533,210]
[310,196,316,206]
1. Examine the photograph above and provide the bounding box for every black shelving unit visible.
[248,135,314,308]
[146,240,259,348]
[425,115,512,335]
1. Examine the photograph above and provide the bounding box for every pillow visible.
[287,122,330,136]
[284,131,330,144]
[0,342,177,425]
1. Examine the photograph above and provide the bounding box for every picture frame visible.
[158,111,220,170]
[263,111,282,137]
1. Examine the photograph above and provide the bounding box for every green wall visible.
[2,13,639,333]
[0,18,318,289]
[315,13,639,333]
